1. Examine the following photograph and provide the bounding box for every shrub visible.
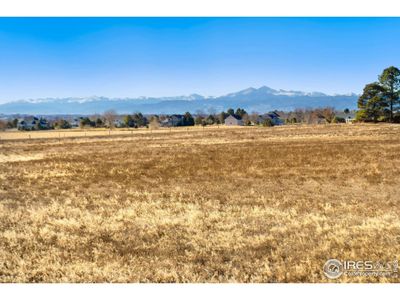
[393,114,400,123]
[332,116,345,123]
[262,118,274,127]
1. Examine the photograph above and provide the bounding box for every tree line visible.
[0,106,355,131]
[194,108,248,126]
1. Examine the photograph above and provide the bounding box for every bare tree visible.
[294,108,305,123]
[310,110,321,124]
[304,109,318,124]
[0,120,7,131]
[242,113,250,125]
[249,112,260,125]
[158,114,167,122]
[103,109,117,129]
[303,109,312,124]
[149,118,160,129]
[148,115,160,129]
[316,107,336,123]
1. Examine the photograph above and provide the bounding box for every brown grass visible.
[0,124,399,282]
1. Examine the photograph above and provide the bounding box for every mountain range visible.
[0,86,358,115]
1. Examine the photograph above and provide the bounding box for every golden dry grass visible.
[0,124,399,282]
[0,125,227,141]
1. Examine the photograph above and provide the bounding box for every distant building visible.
[18,116,50,130]
[113,119,124,128]
[38,118,50,129]
[18,117,38,130]
[259,112,284,125]
[345,116,356,124]
[224,115,243,126]
[70,118,80,128]
[160,115,184,127]
[336,112,356,124]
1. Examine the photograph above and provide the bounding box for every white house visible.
[224,115,243,126]
[345,116,356,124]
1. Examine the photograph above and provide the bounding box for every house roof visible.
[260,112,280,119]
[20,116,38,124]
[336,112,356,119]
[225,115,241,120]
[269,111,280,117]
[170,114,184,119]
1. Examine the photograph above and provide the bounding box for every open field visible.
[0,124,399,282]
[0,126,228,141]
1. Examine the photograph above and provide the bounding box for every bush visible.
[332,116,345,123]
[262,118,274,127]
[377,115,389,122]
[195,116,203,125]
[355,110,369,122]
[0,120,7,131]
[57,120,71,129]
[183,112,195,126]
[80,117,95,128]
[392,114,400,123]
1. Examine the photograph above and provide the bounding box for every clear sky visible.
[0,17,399,103]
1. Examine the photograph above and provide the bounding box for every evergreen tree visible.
[123,115,135,127]
[357,83,386,122]
[235,108,247,118]
[205,114,216,125]
[379,66,400,122]
[132,113,147,127]
[58,119,71,129]
[95,118,104,127]
[195,115,203,125]
[219,112,228,123]
[183,112,194,126]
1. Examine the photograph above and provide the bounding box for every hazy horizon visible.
[1,84,360,104]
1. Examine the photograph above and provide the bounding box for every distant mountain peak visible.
[225,86,275,97]
[241,87,257,94]
[187,94,205,100]
[225,87,257,97]
[257,86,278,93]
[223,86,335,98]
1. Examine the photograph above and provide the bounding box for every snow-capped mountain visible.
[0,86,358,115]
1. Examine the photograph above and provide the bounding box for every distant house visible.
[336,112,356,124]
[18,117,39,130]
[259,112,284,125]
[160,115,184,127]
[344,113,356,124]
[113,119,124,128]
[18,116,50,130]
[224,115,243,126]
[70,118,80,128]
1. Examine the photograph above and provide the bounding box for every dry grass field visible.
[0,124,399,283]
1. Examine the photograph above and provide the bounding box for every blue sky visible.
[0,17,399,103]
